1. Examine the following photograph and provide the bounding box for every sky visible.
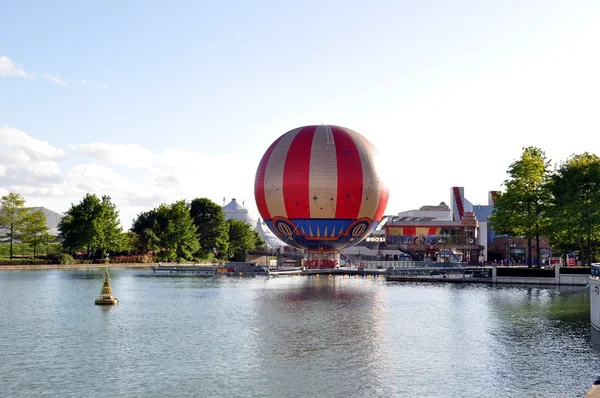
[1,0,599,229]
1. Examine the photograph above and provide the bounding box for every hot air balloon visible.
[254,125,388,268]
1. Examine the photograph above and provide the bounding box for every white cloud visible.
[0,56,33,78]
[69,164,134,193]
[0,126,68,212]
[71,143,156,168]
[0,125,64,183]
[0,128,258,229]
[42,73,68,87]
[1,56,107,90]
[0,125,64,160]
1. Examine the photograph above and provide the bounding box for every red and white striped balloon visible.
[254,125,388,252]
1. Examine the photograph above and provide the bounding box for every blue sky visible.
[1,0,599,228]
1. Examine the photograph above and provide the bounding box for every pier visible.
[148,261,591,286]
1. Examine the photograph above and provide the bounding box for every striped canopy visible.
[254,125,388,252]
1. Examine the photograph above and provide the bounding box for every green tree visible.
[131,200,199,261]
[227,219,257,261]
[189,198,229,260]
[130,209,162,254]
[117,231,139,254]
[546,152,600,265]
[97,196,123,256]
[59,194,123,257]
[41,233,57,257]
[489,147,551,266]
[253,231,265,250]
[20,208,50,259]
[0,193,28,259]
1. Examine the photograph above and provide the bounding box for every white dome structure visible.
[222,198,287,250]
[223,198,257,226]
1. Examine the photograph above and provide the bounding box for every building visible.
[223,198,257,225]
[222,198,287,250]
[348,186,556,265]
[346,187,488,263]
[31,207,63,236]
[0,206,63,242]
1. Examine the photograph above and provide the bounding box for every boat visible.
[95,268,118,305]
[151,263,217,276]
[150,262,270,277]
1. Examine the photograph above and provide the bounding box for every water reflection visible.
[590,327,600,350]
[251,276,396,398]
[484,285,595,396]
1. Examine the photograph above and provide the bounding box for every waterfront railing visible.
[357,260,465,269]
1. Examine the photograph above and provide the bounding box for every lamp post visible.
[506,236,511,265]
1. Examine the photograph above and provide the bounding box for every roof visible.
[223,198,247,213]
[222,198,257,226]
[29,207,63,236]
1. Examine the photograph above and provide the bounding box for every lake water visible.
[0,268,598,397]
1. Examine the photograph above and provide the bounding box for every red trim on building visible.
[403,227,416,236]
[453,187,464,220]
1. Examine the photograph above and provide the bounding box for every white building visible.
[222,198,287,250]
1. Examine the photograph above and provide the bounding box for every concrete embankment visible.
[387,265,589,286]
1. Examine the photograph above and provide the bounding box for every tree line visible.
[3,147,599,266]
[0,193,52,259]
[0,193,264,263]
[489,147,600,266]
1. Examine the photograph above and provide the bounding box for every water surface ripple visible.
[0,269,598,397]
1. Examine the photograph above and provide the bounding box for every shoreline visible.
[0,263,154,271]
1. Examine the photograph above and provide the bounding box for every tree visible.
[41,233,56,257]
[131,200,199,261]
[20,208,49,259]
[59,194,123,257]
[0,193,28,260]
[190,198,230,260]
[489,147,551,266]
[117,231,140,254]
[253,231,265,250]
[131,209,162,254]
[227,219,257,261]
[546,153,600,265]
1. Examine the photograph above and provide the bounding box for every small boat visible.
[151,263,216,276]
[95,268,118,305]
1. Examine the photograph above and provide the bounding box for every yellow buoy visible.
[95,268,118,305]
